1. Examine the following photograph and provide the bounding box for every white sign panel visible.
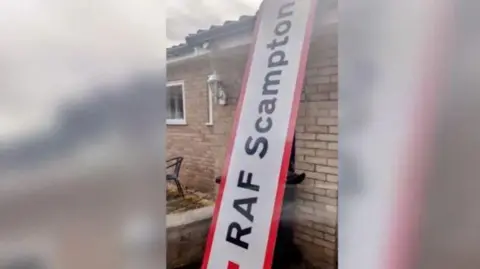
[201,0,317,268]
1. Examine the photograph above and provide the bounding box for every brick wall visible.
[166,50,247,194]
[167,59,216,193]
[293,32,338,269]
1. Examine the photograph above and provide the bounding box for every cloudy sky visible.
[0,0,261,141]
[167,0,261,46]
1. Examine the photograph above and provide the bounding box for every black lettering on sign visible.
[255,117,273,133]
[226,222,251,250]
[237,170,260,191]
[267,36,289,50]
[258,98,277,114]
[268,50,289,68]
[233,197,258,222]
[278,2,295,19]
[223,0,302,254]
[245,136,268,159]
[263,70,281,95]
[275,20,292,36]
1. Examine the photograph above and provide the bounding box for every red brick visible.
[307,76,330,85]
[297,148,316,157]
[305,141,328,149]
[315,196,338,206]
[326,190,338,198]
[313,238,336,250]
[326,175,338,183]
[296,162,316,172]
[315,182,338,191]
[319,67,337,76]
[297,117,316,125]
[328,143,338,150]
[307,93,330,101]
[297,133,317,141]
[316,134,338,142]
[304,171,327,181]
[329,92,338,100]
[306,125,329,133]
[327,159,338,167]
[304,156,328,165]
[316,150,338,158]
[317,117,338,126]
[316,165,338,175]
[295,125,305,132]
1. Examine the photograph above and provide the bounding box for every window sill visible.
[166,120,187,126]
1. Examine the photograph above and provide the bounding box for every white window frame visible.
[206,87,214,126]
[166,80,187,125]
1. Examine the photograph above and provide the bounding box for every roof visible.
[167,14,257,59]
[167,0,337,59]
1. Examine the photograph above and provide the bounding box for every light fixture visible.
[207,71,227,106]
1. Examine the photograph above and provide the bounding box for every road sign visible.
[201,0,317,268]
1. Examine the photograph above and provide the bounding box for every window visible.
[166,81,186,125]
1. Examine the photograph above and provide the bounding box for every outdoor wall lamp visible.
[207,72,227,106]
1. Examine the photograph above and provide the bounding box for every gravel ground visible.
[166,185,214,214]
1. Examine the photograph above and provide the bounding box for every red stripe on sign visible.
[262,1,318,269]
[200,2,265,269]
[227,261,239,269]
[385,2,451,269]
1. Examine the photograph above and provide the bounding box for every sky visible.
[0,0,261,141]
[167,0,261,46]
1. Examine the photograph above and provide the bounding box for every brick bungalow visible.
[166,2,338,268]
